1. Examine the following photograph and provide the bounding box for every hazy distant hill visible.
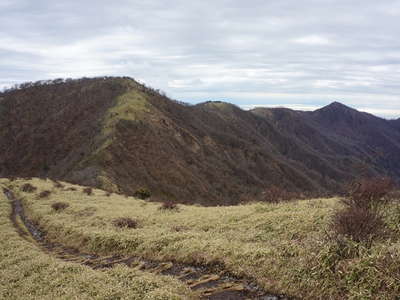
[1,77,399,205]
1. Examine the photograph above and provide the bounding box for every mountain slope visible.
[1,77,399,205]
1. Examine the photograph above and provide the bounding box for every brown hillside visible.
[1,77,399,205]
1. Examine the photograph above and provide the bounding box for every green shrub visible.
[133,188,151,200]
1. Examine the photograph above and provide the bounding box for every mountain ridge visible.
[1,77,399,205]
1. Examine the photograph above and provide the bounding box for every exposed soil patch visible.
[3,188,291,300]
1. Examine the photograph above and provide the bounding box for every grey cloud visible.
[1,0,400,117]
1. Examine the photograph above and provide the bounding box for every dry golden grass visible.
[0,180,192,300]
[3,177,400,299]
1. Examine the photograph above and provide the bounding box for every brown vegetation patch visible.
[332,207,385,243]
[21,183,37,193]
[112,217,138,229]
[51,202,69,211]
[262,185,298,203]
[38,190,51,199]
[159,201,179,211]
[83,187,93,195]
[331,177,394,243]
[345,177,394,211]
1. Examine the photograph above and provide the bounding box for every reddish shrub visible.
[331,177,394,244]
[112,217,138,229]
[262,185,295,203]
[331,207,384,242]
[159,201,178,210]
[345,177,394,211]
[51,202,69,211]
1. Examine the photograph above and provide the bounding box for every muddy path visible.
[3,187,291,300]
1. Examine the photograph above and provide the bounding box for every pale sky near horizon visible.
[1,0,400,118]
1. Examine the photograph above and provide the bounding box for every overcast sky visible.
[1,0,400,118]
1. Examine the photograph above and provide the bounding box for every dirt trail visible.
[3,187,291,300]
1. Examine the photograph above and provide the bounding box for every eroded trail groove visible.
[3,188,290,300]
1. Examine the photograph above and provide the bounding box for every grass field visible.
[1,177,400,299]
[0,180,192,300]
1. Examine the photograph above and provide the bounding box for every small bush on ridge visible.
[262,185,296,203]
[133,188,151,200]
[332,207,385,243]
[159,201,178,211]
[38,190,51,199]
[112,217,138,229]
[51,202,69,211]
[344,177,394,211]
[331,177,394,244]
[21,183,37,193]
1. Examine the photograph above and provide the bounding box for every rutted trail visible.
[3,187,290,300]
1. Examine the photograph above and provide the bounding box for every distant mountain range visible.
[1,77,399,205]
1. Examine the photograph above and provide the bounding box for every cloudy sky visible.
[1,0,400,118]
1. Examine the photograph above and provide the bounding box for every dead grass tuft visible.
[51,202,69,211]
[21,183,37,193]
[38,190,51,199]
[112,217,138,229]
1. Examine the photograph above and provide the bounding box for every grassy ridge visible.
[0,181,192,300]
[5,178,400,299]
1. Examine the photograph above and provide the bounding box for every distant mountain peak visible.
[322,101,353,110]
[313,101,360,117]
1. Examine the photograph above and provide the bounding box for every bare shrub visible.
[38,190,51,199]
[331,207,384,243]
[66,187,77,191]
[133,187,151,200]
[159,201,178,211]
[83,187,93,195]
[331,177,394,244]
[112,217,138,229]
[51,202,69,211]
[21,183,37,193]
[262,185,296,203]
[345,177,394,211]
